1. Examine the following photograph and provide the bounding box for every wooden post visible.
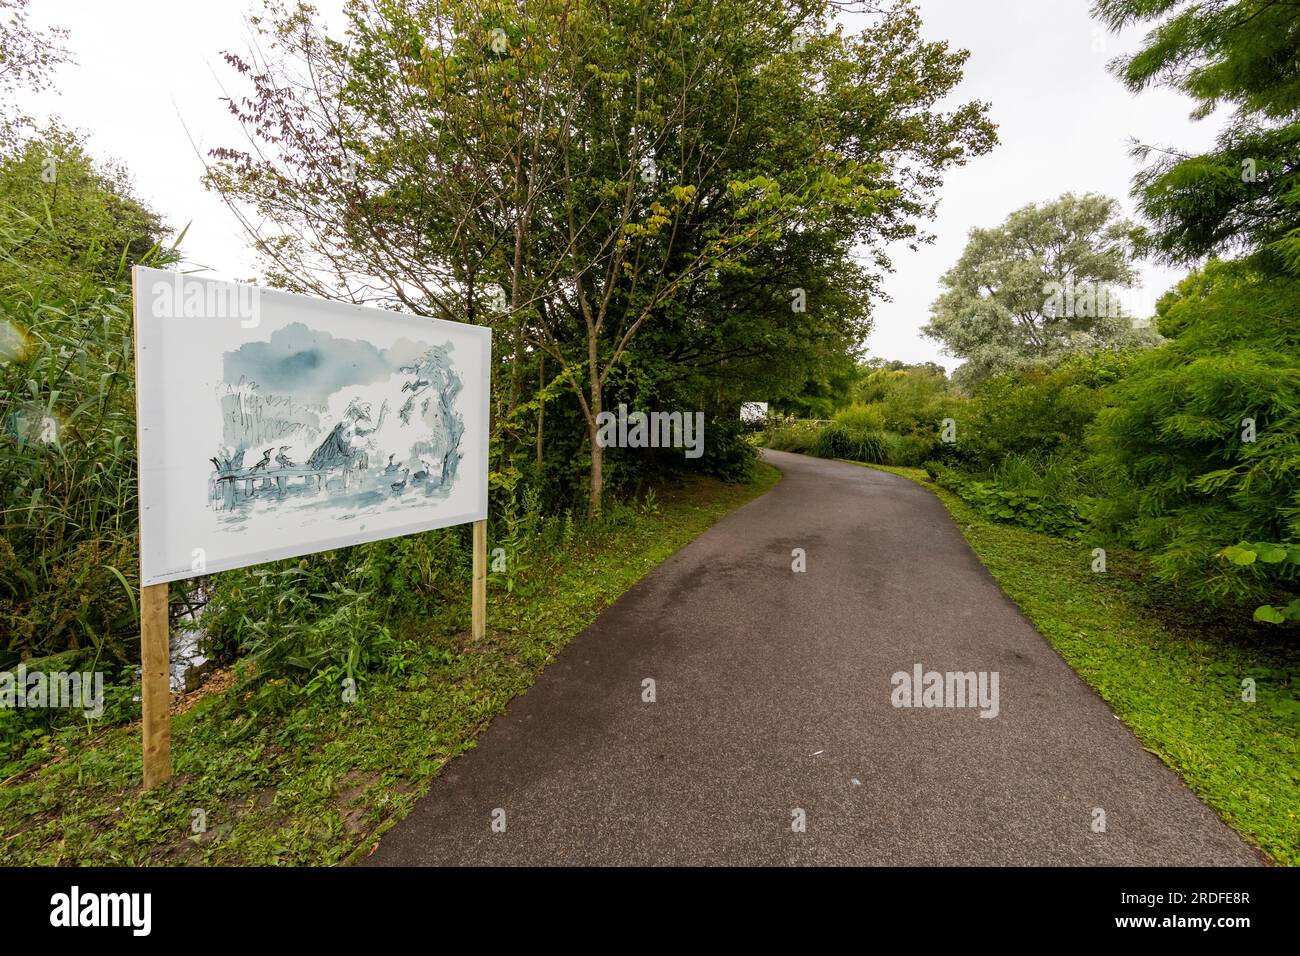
[133,267,171,790]
[472,518,487,641]
[140,585,172,788]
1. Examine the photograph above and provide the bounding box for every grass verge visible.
[0,464,780,865]
[861,462,1299,866]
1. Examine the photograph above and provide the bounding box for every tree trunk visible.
[506,148,529,417]
[535,356,545,469]
[588,366,603,517]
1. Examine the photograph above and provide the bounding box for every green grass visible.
[861,462,1300,866]
[0,464,781,865]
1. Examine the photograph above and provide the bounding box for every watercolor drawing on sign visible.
[208,323,465,525]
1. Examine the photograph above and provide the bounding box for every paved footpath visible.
[365,450,1263,865]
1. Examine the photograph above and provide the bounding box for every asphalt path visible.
[365,449,1263,866]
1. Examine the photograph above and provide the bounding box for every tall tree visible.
[1093,0,1300,273]
[209,0,995,512]
[923,192,1154,388]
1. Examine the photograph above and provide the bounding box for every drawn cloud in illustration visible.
[225,322,403,405]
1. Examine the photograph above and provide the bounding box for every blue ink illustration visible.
[207,322,464,524]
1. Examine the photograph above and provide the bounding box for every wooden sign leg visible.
[140,582,172,789]
[472,519,487,642]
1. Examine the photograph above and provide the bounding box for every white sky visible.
[853,0,1225,370]
[21,0,1224,373]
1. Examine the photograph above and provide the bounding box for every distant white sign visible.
[740,402,768,423]
[134,267,491,585]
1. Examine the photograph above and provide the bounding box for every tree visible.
[1093,0,1300,273]
[853,360,950,435]
[209,0,995,513]
[0,0,70,147]
[1088,259,1300,611]
[923,192,1155,387]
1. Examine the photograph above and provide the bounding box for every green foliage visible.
[926,461,1087,537]
[0,648,137,773]
[761,402,939,469]
[832,403,886,432]
[0,129,174,667]
[1216,542,1300,625]
[812,417,887,465]
[692,417,757,483]
[953,351,1131,473]
[211,0,996,513]
[879,431,936,468]
[923,192,1158,385]
[1095,0,1300,273]
[854,361,952,434]
[1088,261,1300,611]
[759,416,823,455]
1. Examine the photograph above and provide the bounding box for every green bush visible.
[926,461,1087,537]
[832,403,887,432]
[759,416,824,454]
[954,352,1131,474]
[1087,261,1300,613]
[813,419,887,464]
[854,363,953,436]
[760,406,938,467]
[0,131,174,667]
[695,416,757,482]
[881,430,936,467]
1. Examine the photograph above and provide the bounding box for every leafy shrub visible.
[854,363,954,437]
[760,406,937,467]
[0,131,174,667]
[954,351,1131,473]
[694,415,757,482]
[1088,261,1300,612]
[927,462,1087,537]
[759,416,824,454]
[832,403,887,432]
[881,430,935,467]
[1218,542,1300,624]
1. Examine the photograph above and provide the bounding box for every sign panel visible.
[134,267,490,585]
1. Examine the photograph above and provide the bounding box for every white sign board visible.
[134,267,491,585]
[740,402,768,423]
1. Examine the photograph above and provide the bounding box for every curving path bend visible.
[365,450,1263,866]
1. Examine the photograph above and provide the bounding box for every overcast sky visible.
[22,0,1224,372]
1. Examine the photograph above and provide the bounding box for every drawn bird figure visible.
[412,459,430,482]
[275,446,295,468]
[250,448,273,473]
[390,468,409,493]
[384,454,399,474]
